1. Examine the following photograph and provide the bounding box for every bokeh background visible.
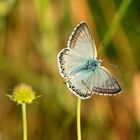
[0,0,139,140]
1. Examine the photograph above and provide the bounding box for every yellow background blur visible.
[0,0,140,140]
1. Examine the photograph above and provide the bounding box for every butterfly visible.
[57,21,121,99]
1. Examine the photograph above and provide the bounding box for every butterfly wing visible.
[91,66,121,95]
[66,70,94,99]
[67,21,97,58]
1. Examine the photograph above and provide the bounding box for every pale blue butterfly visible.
[57,21,121,99]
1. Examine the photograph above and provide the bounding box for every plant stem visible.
[22,103,27,140]
[77,98,81,140]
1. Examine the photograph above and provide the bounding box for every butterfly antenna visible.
[102,61,121,69]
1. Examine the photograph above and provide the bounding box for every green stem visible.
[22,103,27,140]
[77,98,81,140]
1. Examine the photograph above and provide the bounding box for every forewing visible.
[92,66,121,95]
[67,21,97,58]
[66,70,94,99]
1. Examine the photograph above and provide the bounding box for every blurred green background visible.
[0,0,140,139]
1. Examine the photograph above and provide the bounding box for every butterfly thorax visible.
[85,58,101,71]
